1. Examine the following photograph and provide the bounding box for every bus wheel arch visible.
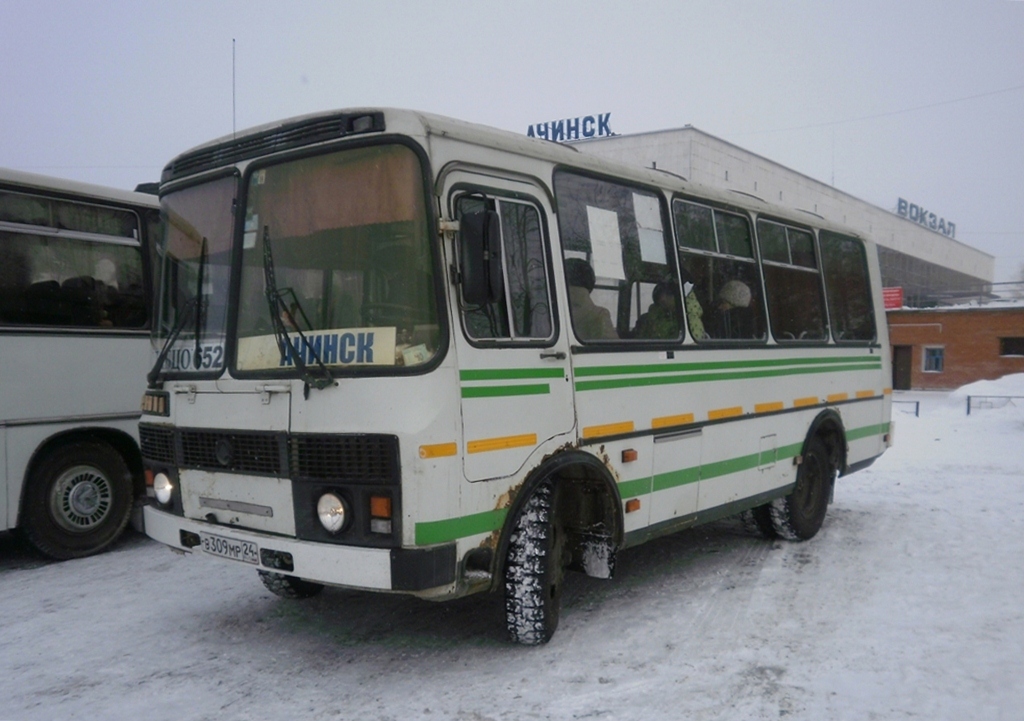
[497,451,622,645]
[18,429,139,559]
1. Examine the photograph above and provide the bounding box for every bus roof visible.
[0,166,159,209]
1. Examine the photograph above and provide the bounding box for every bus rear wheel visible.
[21,441,133,560]
[504,479,567,645]
[770,436,834,541]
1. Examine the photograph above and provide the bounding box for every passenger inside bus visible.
[634,281,681,340]
[565,258,618,340]
[713,279,754,339]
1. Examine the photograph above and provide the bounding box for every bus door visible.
[443,171,574,482]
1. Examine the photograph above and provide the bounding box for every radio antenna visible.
[232,39,237,138]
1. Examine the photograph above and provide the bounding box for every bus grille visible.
[179,430,283,476]
[290,434,399,484]
[139,425,175,465]
[139,425,399,484]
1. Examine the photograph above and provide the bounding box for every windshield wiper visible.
[147,295,198,388]
[192,237,207,369]
[262,225,335,396]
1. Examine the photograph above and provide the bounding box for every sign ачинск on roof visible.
[528,113,612,142]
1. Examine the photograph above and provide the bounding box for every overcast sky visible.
[2,0,1022,280]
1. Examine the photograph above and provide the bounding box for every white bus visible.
[1,168,158,559]
[141,109,892,644]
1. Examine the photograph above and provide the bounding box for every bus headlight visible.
[316,493,348,534]
[153,473,174,506]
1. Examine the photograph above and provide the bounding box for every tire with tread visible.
[504,479,566,645]
[258,571,324,599]
[740,504,777,539]
[770,436,834,541]
[21,441,133,560]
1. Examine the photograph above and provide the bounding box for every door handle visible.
[540,351,566,360]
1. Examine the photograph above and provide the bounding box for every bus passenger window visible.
[757,220,827,343]
[554,171,680,344]
[820,231,876,342]
[674,199,766,342]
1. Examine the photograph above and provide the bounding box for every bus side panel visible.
[0,333,148,529]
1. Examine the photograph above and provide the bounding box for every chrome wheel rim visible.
[49,465,113,532]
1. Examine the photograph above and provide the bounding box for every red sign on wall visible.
[883,287,904,310]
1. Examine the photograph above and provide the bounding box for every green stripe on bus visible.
[652,465,700,492]
[460,368,565,381]
[617,477,653,498]
[575,362,880,392]
[846,422,890,442]
[415,507,508,546]
[461,383,551,398]
[411,424,888,545]
[574,355,880,378]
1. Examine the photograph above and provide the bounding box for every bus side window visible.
[820,231,876,342]
[757,220,828,342]
[674,199,766,342]
[553,171,680,343]
[0,231,145,329]
[455,194,554,343]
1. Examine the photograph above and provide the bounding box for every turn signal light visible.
[621,449,638,463]
[625,499,641,513]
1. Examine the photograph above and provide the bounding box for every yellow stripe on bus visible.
[754,401,784,414]
[708,406,743,421]
[652,413,695,429]
[856,390,876,399]
[794,396,819,408]
[582,421,635,439]
[466,433,538,454]
[883,387,893,395]
[827,393,849,403]
[419,442,458,459]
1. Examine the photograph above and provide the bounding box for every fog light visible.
[317,493,347,534]
[154,473,174,506]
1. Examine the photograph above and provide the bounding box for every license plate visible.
[199,532,259,565]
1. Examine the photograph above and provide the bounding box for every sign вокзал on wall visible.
[896,198,956,238]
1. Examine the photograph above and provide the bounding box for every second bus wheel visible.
[20,441,134,560]
[503,479,568,645]
[258,571,325,599]
[770,436,835,541]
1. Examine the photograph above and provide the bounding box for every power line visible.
[740,83,1024,136]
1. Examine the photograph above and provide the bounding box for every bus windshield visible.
[152,175,236,375]
[234,144,440,374]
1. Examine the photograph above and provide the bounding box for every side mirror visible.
[458,210,503,305]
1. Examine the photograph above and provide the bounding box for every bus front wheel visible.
[504,479,567,645]
[769,436,834,541]
[258,571,324,599]
[21,441,133,560]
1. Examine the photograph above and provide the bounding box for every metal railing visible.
[966,395,1024,415]
[892,400,920,417]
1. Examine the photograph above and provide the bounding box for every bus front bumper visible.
[143,506,457,594]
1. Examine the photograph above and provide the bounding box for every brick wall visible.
[888,307,1024,390]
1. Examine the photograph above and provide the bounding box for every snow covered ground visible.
[2,376,1023,720]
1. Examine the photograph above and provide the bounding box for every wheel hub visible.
[50,465,113,532]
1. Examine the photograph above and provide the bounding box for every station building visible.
[576,125,994,307]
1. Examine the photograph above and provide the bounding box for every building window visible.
[923,346,944,373]
[1000,337,1024,357]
